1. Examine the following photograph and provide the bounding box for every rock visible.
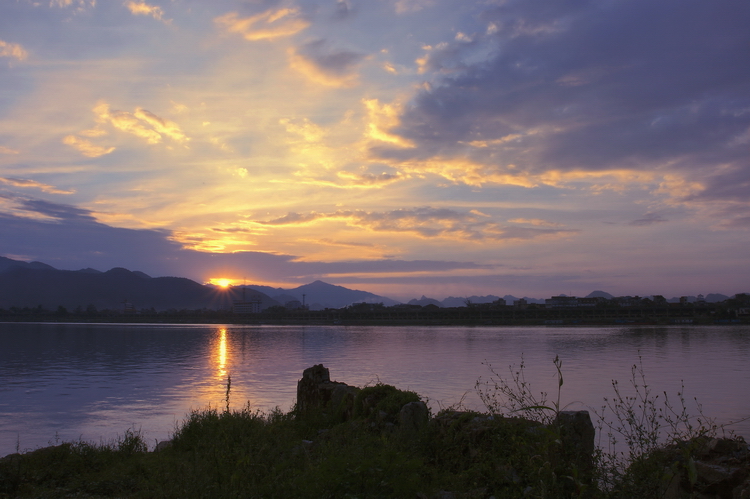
[656,436,750,499]
[296,364,359,420]
[554,410,596,474]
[399,400,429,434]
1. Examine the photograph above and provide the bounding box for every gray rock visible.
[296,364,359,420]
[553,410,596,477]
[399,400,429,433]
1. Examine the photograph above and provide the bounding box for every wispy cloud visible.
[49,0,95,10]
[288,39,364,87]
[62,135,116,158]
[0,40,27,61]
[395,0,435,14]
[257,207,577,242]
[215,8,310,41]
[0,177,75,195]
[92,102,188,145]
[629,213,668,227]
[125,1,168,23]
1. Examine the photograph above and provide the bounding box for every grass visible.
[1,361,747,498]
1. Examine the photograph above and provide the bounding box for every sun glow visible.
[209,278,234,288]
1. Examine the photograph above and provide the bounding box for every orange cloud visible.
[0,146,20,155]
[0,40,28,61]
[0,177,75,195]
[62,135,116,158]
[256,207,577,242]
[93,102,188,145]
[215,8,310,41]
[125,1,168,23]
[363,99,415,148]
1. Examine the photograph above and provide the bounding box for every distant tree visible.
[264,305,287,314]
[56,305,68,316]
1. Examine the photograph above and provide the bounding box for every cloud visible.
[629,213,668,227]
[0,177,75,195]
[335,171,404,187]
[0,40,28,61]
[375,0,750,204]
[125,1,168,23]
[92,102,188,145]
[288,39,364,87]
[364,99,415,148]
[215,8,310,41]
[0,204,490,285]
[256,206,577,242]
[49,0,95,10]
[13,198,97,223]
[333,0,354,20]
[507,218,561,227]
[291,171,405,189]
[395,0,435,14]
[62,135,116,158]
[0,146,20,155]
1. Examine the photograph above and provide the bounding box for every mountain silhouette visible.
[272,280,399,309]
[0,257,277,311]
[0,257,397,312]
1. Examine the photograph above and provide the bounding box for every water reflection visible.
[1,323,749,457]
[215,327,228,378]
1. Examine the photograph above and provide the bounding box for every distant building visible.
[233,300,262,314]
[513,298,528,309]
[122,300,136,314]
[545,296,578,308]
[285,300,303,310]
[233,287,263,314]
[577,297,603,307]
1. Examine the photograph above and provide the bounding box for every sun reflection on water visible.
[216,327,228,378]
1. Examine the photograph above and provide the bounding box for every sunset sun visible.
[211,278,233,288]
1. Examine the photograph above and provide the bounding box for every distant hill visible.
[0,257,278,311]
[263,280,400,309]
[408,296,443,307]
[0,257,397,312]
[0,256,742,312]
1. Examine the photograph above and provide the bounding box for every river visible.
[1,322,748,456]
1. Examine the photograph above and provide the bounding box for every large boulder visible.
[296,364,359,420]
[554,410,596,474]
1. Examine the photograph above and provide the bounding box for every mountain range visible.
[0,256,736,312]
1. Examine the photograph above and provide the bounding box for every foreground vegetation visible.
[1,360,748,498]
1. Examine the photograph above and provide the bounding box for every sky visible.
[0,0,748,301]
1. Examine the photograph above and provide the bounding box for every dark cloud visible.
[721,216,750,228]
[380,0,750,194]
[333,0,355,20]
[629,213,668,227]
[0,204,488,283]
[16,198,97,223]
[688,166,750,203]
[296,39,364,76]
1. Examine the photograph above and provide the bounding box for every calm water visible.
[1,322,749,456]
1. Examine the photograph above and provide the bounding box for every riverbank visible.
[2,365,748,498]
[2,299,748,327]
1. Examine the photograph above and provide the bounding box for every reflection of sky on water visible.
[1,323,749,456]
